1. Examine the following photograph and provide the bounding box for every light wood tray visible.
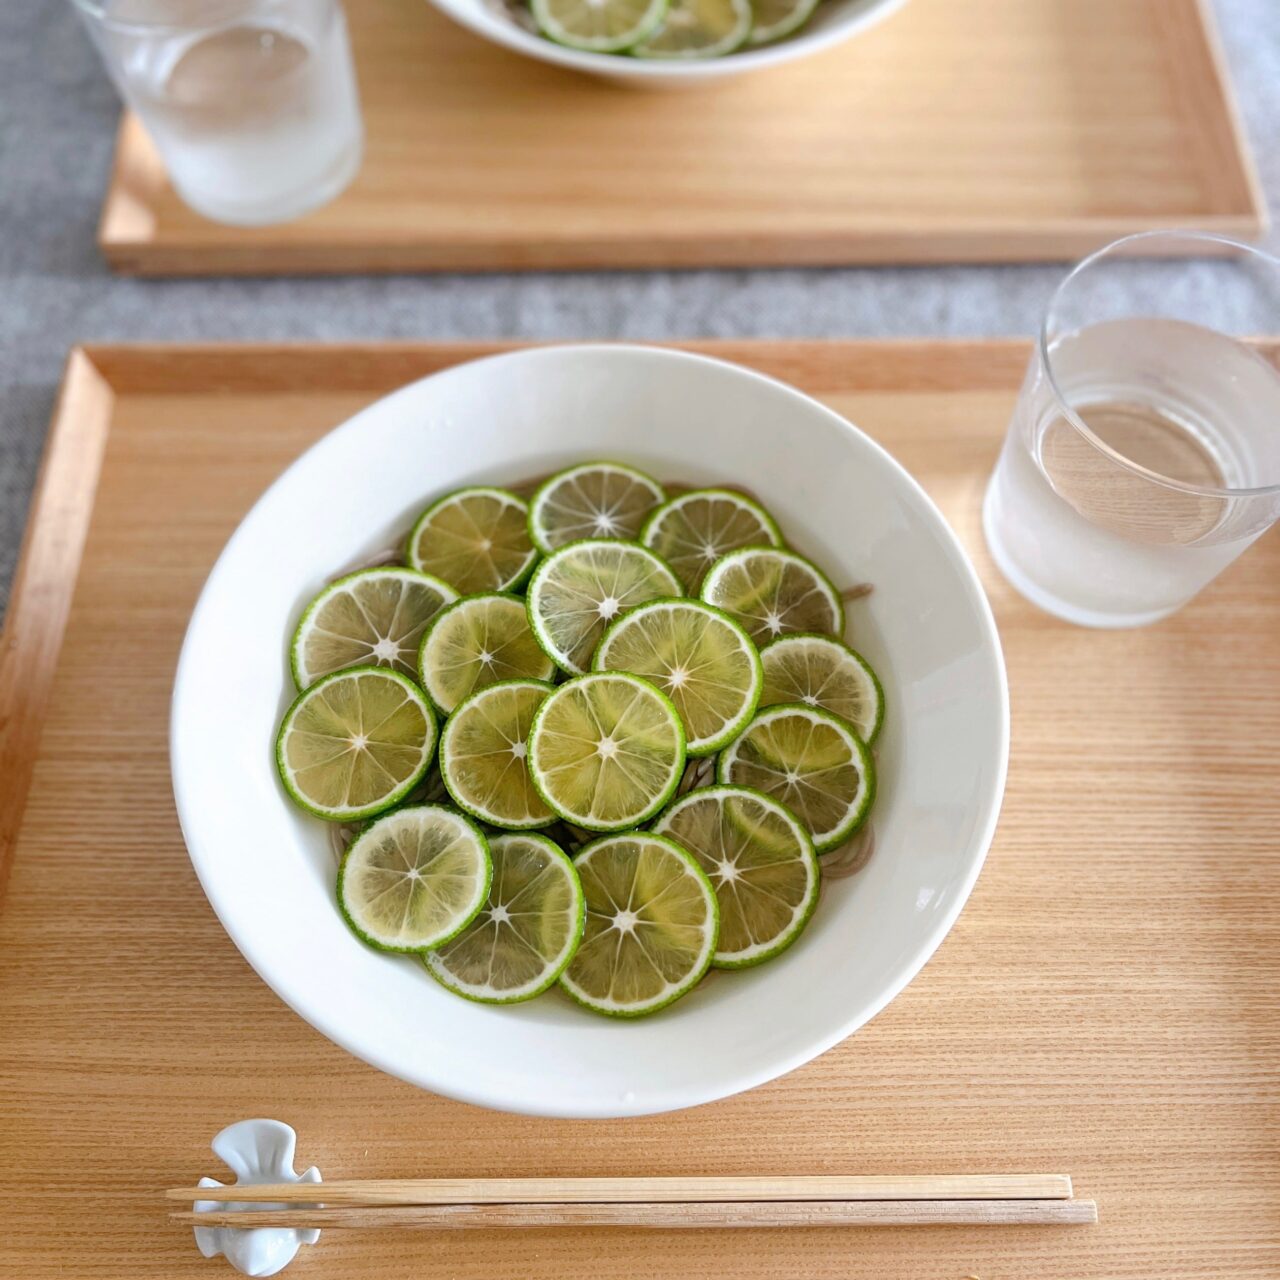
[2,341,1278,1279]
[98,0,1266,276]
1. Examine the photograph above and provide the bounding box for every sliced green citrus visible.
[528,463,666,554]
[531,0,668,51]
[640,488,783,593]
[528,672,686,831]
[592,599,761,756]
[699,547,843,647]
[337,805,490,952]
[717,703,874,853]
[290,566,457,690]
[760,632,885,744]
[525,539,681,676]
[418,593,555,715]
[559,833,717,1017]
[654,785,818,969]
[439,679,555,829]
[407,487,538,595]
[423,833,585,1002]
[276,667,436,822]
[747,0,819,44]
[632,0,752,57]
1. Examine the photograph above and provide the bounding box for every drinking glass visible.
[72,0,363,226]
[983,231,1280,627]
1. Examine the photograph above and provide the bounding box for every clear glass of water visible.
[983,231,1280,627]
[73,0,363,226]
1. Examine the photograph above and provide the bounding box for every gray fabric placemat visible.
[1,0,1275,615]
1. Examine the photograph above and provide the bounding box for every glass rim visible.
[1039,229,1280,501]
[68,0,301,33]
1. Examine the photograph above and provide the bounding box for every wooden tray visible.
[2,340,1278,1279]
[98,0,1266,276]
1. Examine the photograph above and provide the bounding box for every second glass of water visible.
[984,231,1280,627]
[74,0,363,226]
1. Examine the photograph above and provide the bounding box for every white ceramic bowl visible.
[172,345,1007,1118]
[427,0,909,86]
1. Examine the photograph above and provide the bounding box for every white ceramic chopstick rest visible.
[193,1118,323,1277]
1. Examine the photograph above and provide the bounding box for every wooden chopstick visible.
[170,1199,1098,1230]
[166,1173,1072,1206]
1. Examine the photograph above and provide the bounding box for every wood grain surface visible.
[97,0,1265,276]
[1,341,1278,1280]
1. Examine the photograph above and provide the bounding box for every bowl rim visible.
[171,342,1009,1116]
[423,0,911,80]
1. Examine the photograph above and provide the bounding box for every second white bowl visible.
[425,0,910,86]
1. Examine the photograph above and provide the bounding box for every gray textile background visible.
[1,0,1276,615]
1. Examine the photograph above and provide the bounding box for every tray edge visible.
[1170,0,1269,230]
[0,350,115,909]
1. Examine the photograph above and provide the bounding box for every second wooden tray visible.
[2,341,1278,1279]
[98,0,1265,276]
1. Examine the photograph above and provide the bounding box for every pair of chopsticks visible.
[168,1174,1097,1230]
